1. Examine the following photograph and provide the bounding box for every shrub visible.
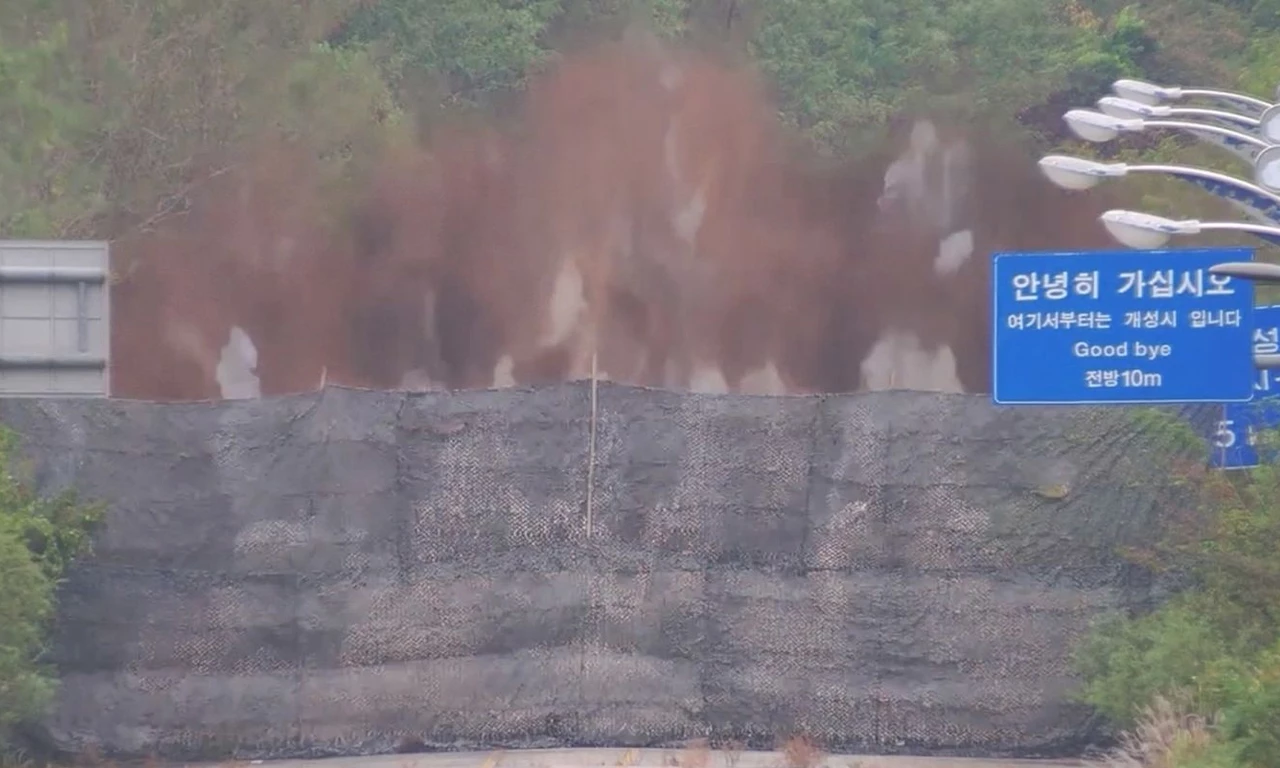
[1073,599,1241,727]
[1073,427,1280,767]
[0,427,100,752]
[1211,640,1280,768]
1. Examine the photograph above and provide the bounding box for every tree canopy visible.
[2,0,1278,240]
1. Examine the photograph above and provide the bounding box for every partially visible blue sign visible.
[1212,304,1280,469]
[992,247,1256,405]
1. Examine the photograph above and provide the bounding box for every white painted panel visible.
[0,241,109,397]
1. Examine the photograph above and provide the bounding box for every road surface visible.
[237,748,1084,768]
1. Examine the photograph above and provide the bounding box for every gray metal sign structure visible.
[0,240,109,397]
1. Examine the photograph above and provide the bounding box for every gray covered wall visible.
[0,384,1207,761]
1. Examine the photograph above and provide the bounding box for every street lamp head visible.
[1102,211,1280,249]
[1209,261,1280,283]
[1097,95,1165,119]
[1112,78,1169,106]
[1254,144,1280,194]
[1099,209,1198,250]
[1064,109,1140,142]
[1260,104,1280,144]
[1036,155,1126,190]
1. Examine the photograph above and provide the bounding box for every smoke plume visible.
[109,34,1121,401]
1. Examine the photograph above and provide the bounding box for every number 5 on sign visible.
[1214,419,1258,449]
[1215,419,1236,449]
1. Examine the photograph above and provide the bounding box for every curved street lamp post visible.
[1064,109,1270,163]
[1037,154,1280,231]
[1096,96,1261,128]
[1098,209,1280,369]
[1095,96,1264,159]
[1100,209,1280,249]
[1112,78,1272,117]
[1041,80,1280,379]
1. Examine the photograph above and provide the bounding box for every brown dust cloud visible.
[108,34,1121,402]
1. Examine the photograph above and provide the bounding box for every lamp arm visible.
[1199,222,1280,237]
[1166,107,1261,126]
[1139,119,1270,147]
[1178,89,1271,113]
[1128,165,1280,203]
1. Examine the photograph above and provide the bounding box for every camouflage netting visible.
[0,384,1217,761]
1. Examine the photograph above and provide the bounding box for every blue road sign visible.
[1212,304,1280,469]
[992,247,1256,405]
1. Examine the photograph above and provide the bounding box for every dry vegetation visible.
[659,735,827,768]
[1084,694,1216,768]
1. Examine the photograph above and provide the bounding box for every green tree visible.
[331,0,563,109]
[1,0,407,240]
[741,0,1159,153]
[0,428,101,752]
[1073,446,1280,767]
[0,22,102,238]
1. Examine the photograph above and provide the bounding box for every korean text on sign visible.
[1009,268,1235,302]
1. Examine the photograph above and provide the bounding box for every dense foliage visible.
[0,429,100,753]
[1073,432,1280,767]
[3,0,1280,241]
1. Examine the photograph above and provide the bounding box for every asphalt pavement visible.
[233,747,1084,768]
